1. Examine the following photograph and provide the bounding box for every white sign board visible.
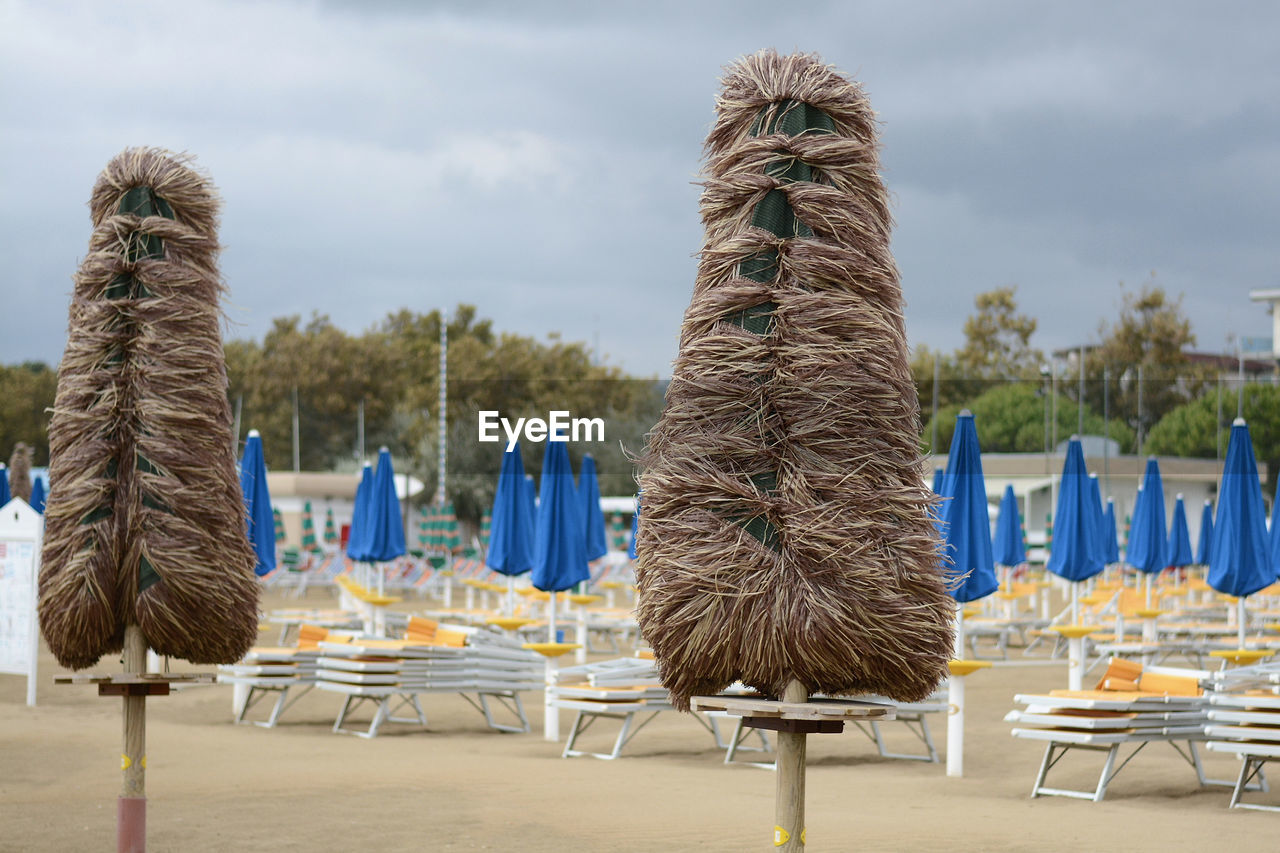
[0,498,42,706]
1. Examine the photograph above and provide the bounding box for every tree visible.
[923,382,1134,456]
[955,286,1043,381]
[912,287,1045,438]
[1145,386,1280,497]
[0,361,58,466]
[1086,278,1213,452]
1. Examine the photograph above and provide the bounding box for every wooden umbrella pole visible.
[775,679,807,851]
[120,624,146,853]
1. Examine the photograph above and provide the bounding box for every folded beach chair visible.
[1006,658,1242,801]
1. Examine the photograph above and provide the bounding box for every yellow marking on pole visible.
[774,826,790,846]
[121,754,131,770]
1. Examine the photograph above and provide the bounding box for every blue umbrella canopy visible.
[1269,494,1280,576]
[0,466,9,506]
[1196,499,1215,565]
[346,462,374,561]
[1127,458,1168,574]
[629,495,640,560]
[239,430,276,577]
[531,441,589,593]
[992,485,1026,567]
[1167,494,1194,568]
[1046,438,1105,582]
[365,447,406,563]
[931,466,945,494]
[1208,419,1273,598]
[486,442,536,576]
[1087,474,1106,562]
[937,412,999,602]
[29,476,46,514]
[523,474,537,530]
[578,454,608,563]
[1102,499,1121,565]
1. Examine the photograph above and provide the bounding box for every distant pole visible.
[1238,348,1245,420]
[356,400,365,462]
[231,394,242,455]
[1216,375,1223,461]
[1078,345,1085,437]
[1103,366,1110,497]
[291,386,300,473]
[1136,365,1144,455]
[437,312,448,507]
[931,357,939,454]
[1051,359,1058,452]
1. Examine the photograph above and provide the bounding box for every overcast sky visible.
[2,0,1277,378]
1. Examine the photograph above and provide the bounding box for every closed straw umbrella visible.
[637,51,952,849]
[38,148,258,850]
[8,443,32,502]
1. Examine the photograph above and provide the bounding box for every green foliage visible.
[1145,386,1280,496]
[1085,278,1214,447]
[0,361,57,466]
[225,304,662,524]
[924,382,1134,455]
[956,286,1043,380]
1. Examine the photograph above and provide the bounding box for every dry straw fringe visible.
[39,147,259,670]
[8,443,33,502]
[637,50,954,710]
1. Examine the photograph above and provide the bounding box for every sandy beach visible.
[2,590,1275,852]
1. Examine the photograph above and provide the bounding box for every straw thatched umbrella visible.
[636,50,953,710]
[37,147,259,850]
[39,147,259,669]
[8,443,32,503]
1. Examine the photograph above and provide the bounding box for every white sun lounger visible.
[1008,684,1227,801]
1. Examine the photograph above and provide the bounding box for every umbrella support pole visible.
[120,625,147,853]
[545,593,560,741]
[1068,636,1085,691]
[507,577,516,617]
[775,680,807,851]
[1238,598,1247,649]
[946,674,966,778]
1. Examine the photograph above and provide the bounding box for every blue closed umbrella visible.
[486,442,536,576]
[1208,419,1273,599]
[346,462,374,562]
[29,476,46,514]
[1167,495,1194,568]
[578,454,608,563]
[1196,500,1214,565]
[0,465,9,506]
[1102,499,1120,565]
[931,466,945,494]
[531,441,589,593]
[938,411,998,603]
[1046,438,1105,583]
[1127,458,1168,573]
[365,447,406,563]
[992,485,1025,567]
[1087,474,1106,563]
[629,495,640,560]
[239,430,276,577]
